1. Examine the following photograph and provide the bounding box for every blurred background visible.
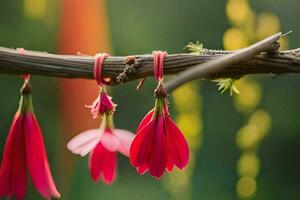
[0,0,299,199]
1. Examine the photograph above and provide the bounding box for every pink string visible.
[94,53,110,86]
[17,48,30,81]
[152,51,167,81]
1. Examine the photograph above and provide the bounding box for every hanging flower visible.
[0,76,60,200]
[67,114,135,184]
[86,53,116,119]
[86,89,116,119]
[68,52,134,184]
[130,51,190,179]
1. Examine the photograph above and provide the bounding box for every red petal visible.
[137,163,148,175]
[24,113,60,199]
[136,109,154,134]
[130,120,155,167]
[165,116,189,169]
[166,158,174,172]
[99,91,116,113]
[89,142,116,184]
[0,112,27,200]
[148,116,168,179]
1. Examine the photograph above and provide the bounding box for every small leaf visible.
[212,78,240,96]
[185,41,204,55]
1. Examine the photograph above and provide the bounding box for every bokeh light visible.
[234,79,261,113]
[24,0,46,19]
[257,12,280,40]
[166,82,202,200]
[226,0,252,25]
[236,125,260,150]
[236,177,257,198]
[237,152,260,178]
[223,28,248,50]
[248,109,271,139]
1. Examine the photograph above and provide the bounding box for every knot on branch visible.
[266,41,280,55]
[115,56,139,84]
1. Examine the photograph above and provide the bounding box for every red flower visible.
[130,98,189,179]
[67,115,134,184]
[130,51,189,179]
[0,90,60,199]
[86,90,116,119]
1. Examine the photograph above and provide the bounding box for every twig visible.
[0,33,299,86]
[165,33,283,92]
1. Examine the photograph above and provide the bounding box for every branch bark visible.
[0,34,299,86]
[165,33,292,92]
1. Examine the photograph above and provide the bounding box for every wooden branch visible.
[0,37,299,86]
[165,33,293,92]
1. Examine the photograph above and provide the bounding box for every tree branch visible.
[165,33,291,92]
[0,33,299,87]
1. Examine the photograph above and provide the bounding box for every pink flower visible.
[86,53,116,119]
[130,95,189,179]
[86,90,116,119]
[0,93,60,200]
[67,115,135,184]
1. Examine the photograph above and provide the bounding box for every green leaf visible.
[212,78,240,96]
[185,41,204,55]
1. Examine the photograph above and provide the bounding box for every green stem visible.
[19,94,33,113]
[153,98,164,118]
[104,113,114,129]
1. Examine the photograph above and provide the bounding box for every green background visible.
[0,0,299,199]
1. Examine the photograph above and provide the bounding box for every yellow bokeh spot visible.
[279,37,289,50]
[223,28,248,50]
[226,0,252,25]
[236,125,260,150]
[257,12,280,40]
[176,114,202,148]
[237,177,257,198]
[248,110,271,139]
[168,82,202,200]
[164,169,192,200]
[24,0,46,20]
[173,84,200,113]
[237,152,260,178]
[234,79,261,113]
[177,114,202,137]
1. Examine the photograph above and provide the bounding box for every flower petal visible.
[89,142,117,184]
[101,130,120,152]
[67,129,103,157]
[166,158,174,172]
[0,112,27,200]
[148,116,168,179]
[114,129,135,157]
[24,113,60,199]
[136,109,154,133]
[99,92,116,113]
[136,163,148,175]
[165,116,189,169]
[130,120,155,167]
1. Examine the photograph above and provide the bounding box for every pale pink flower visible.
[67,116,134,184]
